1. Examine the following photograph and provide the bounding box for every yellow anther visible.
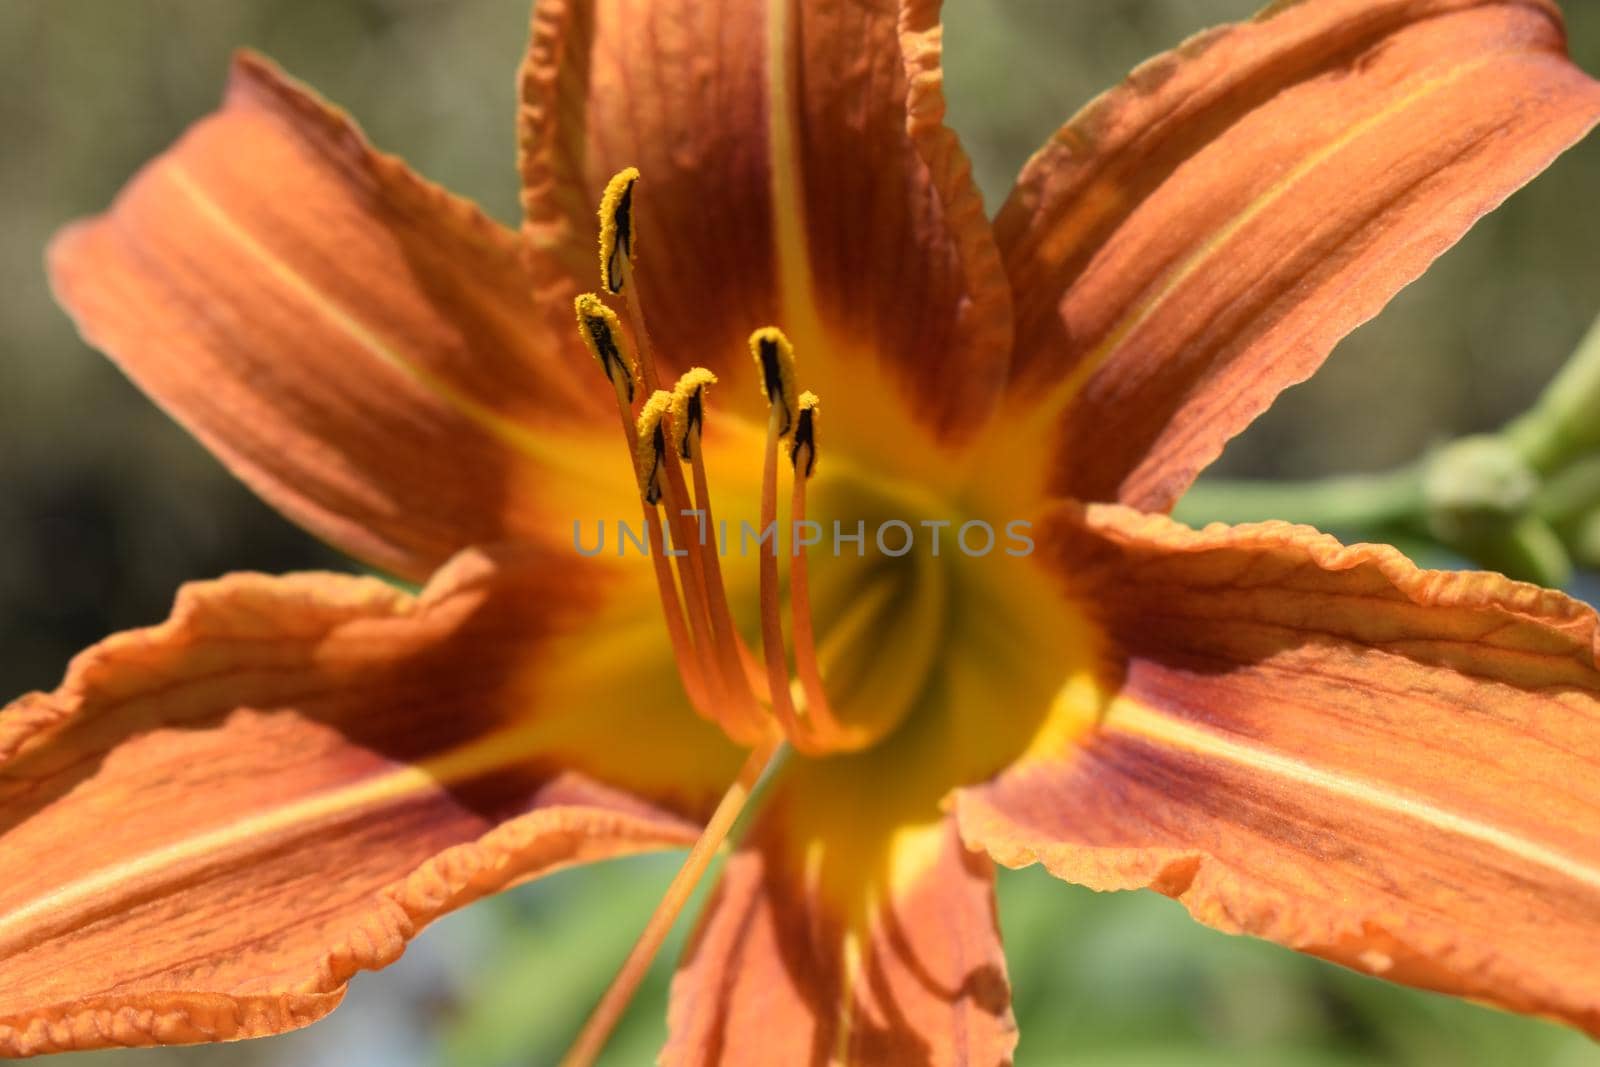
[598,167,640,294]
[669,368,719,461]
[748,327,799,437]
[634,390,673,504]
[574,293,637,402]
[790,391,819,478]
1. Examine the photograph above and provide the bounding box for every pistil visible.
[559,735,787,1067]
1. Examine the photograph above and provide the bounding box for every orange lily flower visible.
[12,0,1600,1061]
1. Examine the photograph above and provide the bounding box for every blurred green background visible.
[3,1,1599,1064]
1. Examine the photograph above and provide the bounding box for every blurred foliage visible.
[1176,312,1600,585]
[5,1,1600,1065]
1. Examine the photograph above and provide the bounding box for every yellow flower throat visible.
[571,167,1102,770]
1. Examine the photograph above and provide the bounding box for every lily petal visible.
[666,813,1012,1067]
[0,550,738,1055]
[988,0,1600,512]
[50,52,622,584]
[519,0,1011,468]
[959,504,1600,1034]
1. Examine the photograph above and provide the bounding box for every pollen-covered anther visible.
[598,167,639,294]
[789,392,819,478]
[634,390,673,505]
[669,369,718,461]
[749,327,799,437]
[573,293,637,403]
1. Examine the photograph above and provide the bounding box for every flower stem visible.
[1506,310,1600,472]
[559,737,786,1067]
[1172,465,1425,531]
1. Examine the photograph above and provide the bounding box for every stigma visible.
[571,168,863,757]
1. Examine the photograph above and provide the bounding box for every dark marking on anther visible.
[679,388,704,460]
[643,421,666,505]
[758,337,792,436]
[583,314,634,402]
[605,179,635,294]
[791,405,817,478]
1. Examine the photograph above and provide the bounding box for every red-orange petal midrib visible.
[518,0,1013,457]
[0,789,471,1010]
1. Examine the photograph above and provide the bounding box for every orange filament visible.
[689,430,769,701]
[755,405,808,746]
[641,505,713,716]
[672,373,770,728]
[637,393,742,734]
[785,394,866,751]
[560,736,785,1067]
[659,487,744,728]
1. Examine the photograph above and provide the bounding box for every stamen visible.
[750,328,812,747]
[561,736,787,1067]
[597,167,638,295]
[786,393,867,751]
